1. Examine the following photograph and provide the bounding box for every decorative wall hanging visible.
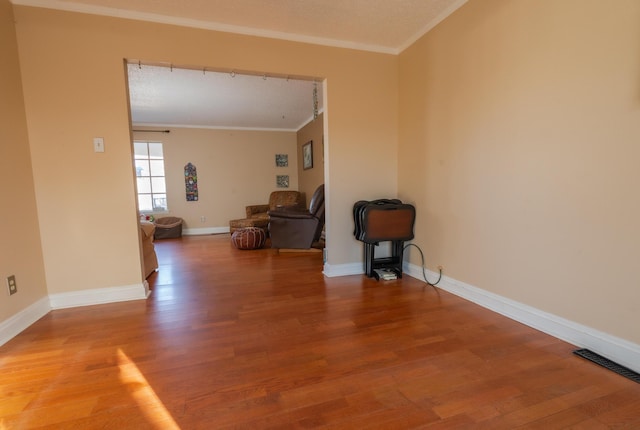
[276,175,289,188]
[303,140,313,170]
[184,162,198,201]
[275,154,288,167]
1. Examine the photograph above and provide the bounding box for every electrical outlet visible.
[437,265,444,272]
[7,275,17,295]
[200,216,206,223]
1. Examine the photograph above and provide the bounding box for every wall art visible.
[184,162,198,201]
[275,154,288,167]
[303,141,313,170]
[276,175,289,188]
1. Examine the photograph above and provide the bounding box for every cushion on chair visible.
[245,191,305,219]
[140,221,158,277]
[231,227,266,250]
[229,217,269,233]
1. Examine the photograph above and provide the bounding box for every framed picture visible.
[275,154,288,167]
[303,141,313,170]
[276,175,289,188]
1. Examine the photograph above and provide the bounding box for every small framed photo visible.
[276,175,289,188]
[275,154,288,167]
[303,141,313,170]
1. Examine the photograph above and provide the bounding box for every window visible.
[134,141,167,212]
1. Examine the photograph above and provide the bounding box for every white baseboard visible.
[323,262,363,277]
[1,283,150,347]
[4,260,638,377]
[49,283,148,309]
[183,226,229,236]
[143,280,151,298]
[0,297,51,347]
[404,262,640,374]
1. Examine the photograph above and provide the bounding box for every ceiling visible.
[15,0,468,53]
[15,0,468,130]
[127,64,324,131]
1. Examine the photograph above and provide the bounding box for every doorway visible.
[125,61,326,248]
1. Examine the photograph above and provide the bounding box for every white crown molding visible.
[10,0,398,55]
[404,262,640,374]
[132,122,300,133]
[296,108,325,132]
[132,108,324,133]
[0,297,50,347]
[397,0,469,54]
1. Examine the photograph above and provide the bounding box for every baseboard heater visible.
[573,348,640,384]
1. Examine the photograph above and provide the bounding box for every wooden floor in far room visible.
[1,234,639,429]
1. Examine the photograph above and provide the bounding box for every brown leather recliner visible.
[268,184,325,249]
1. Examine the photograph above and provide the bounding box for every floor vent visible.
[573,349,640,384]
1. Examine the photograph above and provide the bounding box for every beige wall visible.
[296,112,325,202]
[399,0,640,343]
[12,6,398,296]
[11,0,635,354]
[133,127,298,230]
[0,0,48,321]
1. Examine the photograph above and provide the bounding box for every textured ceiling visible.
[14,0,467,130]
[14,0,467,53]
[128,64,323,131]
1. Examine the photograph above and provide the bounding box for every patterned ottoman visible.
[231,227,266,250]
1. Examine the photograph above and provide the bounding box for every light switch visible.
[93,137,105,153]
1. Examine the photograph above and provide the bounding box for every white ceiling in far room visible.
[127,64,324,131]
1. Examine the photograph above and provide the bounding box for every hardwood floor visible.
[1,234,639,429]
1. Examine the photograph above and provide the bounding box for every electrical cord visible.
[403,243,442,287]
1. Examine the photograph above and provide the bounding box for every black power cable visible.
[403,243,442,287]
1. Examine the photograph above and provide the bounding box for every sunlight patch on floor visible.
[117,349,181,429]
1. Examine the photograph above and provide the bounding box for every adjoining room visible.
[128,63,326,257]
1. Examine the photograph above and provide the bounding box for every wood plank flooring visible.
[1,234,639,429]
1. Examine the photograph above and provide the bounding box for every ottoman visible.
[231,227,266,250]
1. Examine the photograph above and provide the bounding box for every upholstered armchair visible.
[268,185,325,249]
[140,220,159,278]
[245,191,305,221]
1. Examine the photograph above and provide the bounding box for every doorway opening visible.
[124,60,327,264]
